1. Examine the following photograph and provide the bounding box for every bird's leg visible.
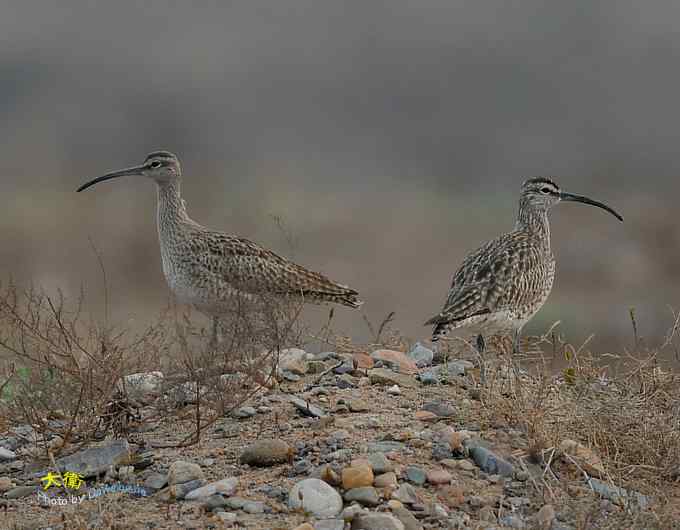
[512,329,521,355]
[209,316,222,351]
[476,334,487,388]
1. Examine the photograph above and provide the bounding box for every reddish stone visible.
[370,350,418,374]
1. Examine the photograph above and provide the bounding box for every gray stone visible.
[143,472,168,491]
[290,396,327,418]
[118,371,164,397]
[288,478,343,518]
[469,447,514,477]
[432,442,453,461]
[422,401,456,418]
[315,519,345,530]
[588,478,650,509]
[392,506,424,530]
[184,477,238,500]
[368,368,417,388]
[408,343,434,368]
[420,361,473,382]
[240,439,291,467]
[499,515,526,528]
[391,483,418,504]
[216,512,238,524]
[204,494,229,510]
[4,486,35,499]
[242,500,266,513]
[351,513,405,530]
[344,486,380,506]
[367,441,405,453]
[232,406,257,419]
[168,460,205,485]
[171,478,206,499]
[47,439,131,479]
[225,496,248,509]
[341,504,366,521]
[0,448,16,461]
[405,466,427,485]
[367,452,393,474]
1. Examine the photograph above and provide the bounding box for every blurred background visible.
[0,1,678,358]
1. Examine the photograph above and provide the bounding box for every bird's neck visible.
[157,179,192,231]
[516,200,551,248]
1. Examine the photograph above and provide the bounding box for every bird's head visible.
[520,177,623,221]
[76,150,181,192]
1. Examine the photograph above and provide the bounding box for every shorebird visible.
[77,151,362,330]
[425,177,622,352]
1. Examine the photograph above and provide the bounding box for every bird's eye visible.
[150,161,162,169]
[541,187,552,194]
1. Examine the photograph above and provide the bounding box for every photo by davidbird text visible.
[37,482,149,506]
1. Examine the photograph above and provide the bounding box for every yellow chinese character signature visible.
[40,471,85,491]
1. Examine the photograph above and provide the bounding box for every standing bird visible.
[77,151,362,331]
[425,177,622,353]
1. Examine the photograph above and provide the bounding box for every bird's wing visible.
[425,232,542,326]
[181,231,361,307]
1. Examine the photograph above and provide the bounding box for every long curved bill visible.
[559,192,623,222]
[76,164,146,192]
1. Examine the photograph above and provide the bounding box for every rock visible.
[499,515,526,528]
[415,411,438,422]
[420,360,473,382]
[290,396,327,418]
[479,506,497,522]
[534,504,556,529]
[353,353,375,370]
[240,439,291,467]
[170,479,206,499]
[367,441,406,453]
[0,477,14,493]
[0,448,16,461]
[205,494,229,510]
[374,472,398,488]
[369,368,418,388]
[294,524,315,530]
[242,500,266,513]
[168,460,204,485]
[587,478,649,509]
[288,478,343,518]
[370,350,418,374]
[185,477,238,500]
[387,385,401,395]
[367,453,393,474]
[215,511,238,524]
[392,506,423,530]
[408,343,434,368]
[118,371,164,397]
[315,520,345,530]
[50,439,131,478]
[224,496,247,509]
[344,486,380,506]
[432,442,454,461]
[4,486,35,499]
[279,348,309,375]
[143,472,168,491]
[391,483,418,504]
[342,465,374,489]
[469,446,514,477]
[426,468,452,485]
[341,503,367,521]
[405,466,427,485]
[232,406,257,419]
[422,401,456,418]
[317,464,342,486]
[448,432,464,453]
[349,399,370,412]
[352,513,405,530]
[560,439,605,478]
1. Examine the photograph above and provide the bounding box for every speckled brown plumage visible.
[425,177,622,346]
[78,151,361,314]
